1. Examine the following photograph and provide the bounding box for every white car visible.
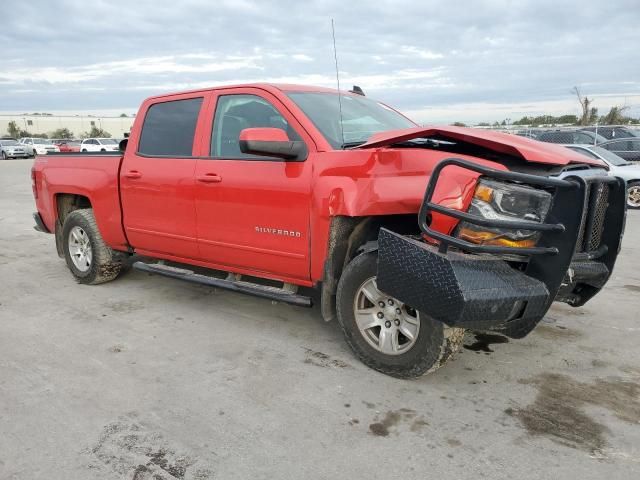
[565,144,640,209]
[19,138,60,155]
[80,138,119,152]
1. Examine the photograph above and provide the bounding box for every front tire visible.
[1,151,6,160]
[627,181,640,209]
[336,252,464,378]
[62,209,122,285]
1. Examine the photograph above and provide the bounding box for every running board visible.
[132,261,312,307]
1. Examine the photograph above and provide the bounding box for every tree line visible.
[455,86,639,128]
[5,121,112,139]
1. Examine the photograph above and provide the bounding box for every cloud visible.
[291,54,314,62]
[399,46,445,60]
[0,0,638,122]
[0,54,264,85]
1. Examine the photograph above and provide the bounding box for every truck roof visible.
[144,83,351,102]
[140,83,604,168]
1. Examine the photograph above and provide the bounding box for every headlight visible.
[456,179,552,248]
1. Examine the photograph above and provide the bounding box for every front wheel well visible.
[320,214,419,322]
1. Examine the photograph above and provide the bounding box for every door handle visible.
[197,173,222,183]
[125,170,142,179]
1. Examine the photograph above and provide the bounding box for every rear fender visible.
[43,163,127,249]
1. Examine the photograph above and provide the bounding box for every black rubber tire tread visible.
[336,251,464,378]
[627,181,640,210]
[62,208,122,285]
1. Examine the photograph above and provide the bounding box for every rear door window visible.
[138,97,203,156]
[606,140,630,152]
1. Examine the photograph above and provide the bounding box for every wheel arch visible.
[54,193,93,257]
[320,214,419,322]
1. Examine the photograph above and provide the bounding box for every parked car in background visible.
[581,126,640,140]
[565,144,640,209]
[54,140,81,152]
[599,138,640,163]
[537,129,607,145]
[0,139,29,159]
[80,138,119,152]
[19,138,60,155]
[18,138,34,156]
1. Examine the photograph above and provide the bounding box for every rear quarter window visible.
[138,97,203,156]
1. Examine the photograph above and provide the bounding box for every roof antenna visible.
[331,18,345,148]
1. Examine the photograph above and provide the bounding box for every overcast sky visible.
[1,0,639,123]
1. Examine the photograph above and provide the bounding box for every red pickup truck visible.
[32,84,626,378]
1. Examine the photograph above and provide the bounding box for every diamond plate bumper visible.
[377,229,550,331]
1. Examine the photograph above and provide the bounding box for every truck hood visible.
[355,126,605,167]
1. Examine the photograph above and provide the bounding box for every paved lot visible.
[1,159,639,479]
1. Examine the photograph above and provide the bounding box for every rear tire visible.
[336,251,464,378]
[627,181,640,209]
[62,209,122,285]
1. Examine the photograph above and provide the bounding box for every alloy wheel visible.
[628,185,640,208]
[353,277,420,355]
[68,226,93,272]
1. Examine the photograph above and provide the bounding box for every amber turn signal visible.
[473,183,494,203]
[457,227,537,248]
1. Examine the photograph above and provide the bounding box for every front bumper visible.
[378,230,549,331]
[377,158,626,339]
[4,149,28,157]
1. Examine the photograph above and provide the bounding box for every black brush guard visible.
[377,158,626,338]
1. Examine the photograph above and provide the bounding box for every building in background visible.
[0,114,135,139]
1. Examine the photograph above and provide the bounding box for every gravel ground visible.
[1,159,639,479]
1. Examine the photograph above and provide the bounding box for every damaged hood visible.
[355,126,606,167]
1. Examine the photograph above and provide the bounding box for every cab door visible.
[120,92,208,259]
[193,88,313,282]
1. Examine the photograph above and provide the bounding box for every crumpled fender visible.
[308,148,507,281]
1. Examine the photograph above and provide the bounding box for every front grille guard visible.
[377,158,625,339]
[418,158,576,256]
[418,157,626,321]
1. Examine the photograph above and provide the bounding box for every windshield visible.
[99,138,118,144]
[0,140,19,146]
[34,139,52,145]
[590,146,630,166]
[287,92,416,149]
